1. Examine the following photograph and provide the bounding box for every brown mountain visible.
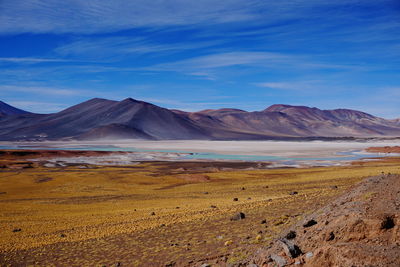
[0,99,399,141]
[178,104,400,138]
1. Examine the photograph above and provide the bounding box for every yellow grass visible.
[0,158,399,265]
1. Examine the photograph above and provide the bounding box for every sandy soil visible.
[366,146,400,153]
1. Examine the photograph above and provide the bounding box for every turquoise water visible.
[0,144,392,162]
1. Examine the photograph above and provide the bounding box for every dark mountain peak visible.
[0,100,31,116]
[57,98,117,114]
[198,108,247,116]
[264,104,292,112]
[76,97,114,106]
[120,97,141,103]
[264,104,319,113]
[118,98,158,108]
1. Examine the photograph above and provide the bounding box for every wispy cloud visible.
[54,36,224,60]
[255,80,325,91]
[0,0,389,34]
[0,0,265,34]
[145,51,360,76]
[0,85,90,96]
[0,57,72,64]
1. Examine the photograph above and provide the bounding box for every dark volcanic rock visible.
[230,212,246,221]
[303,219,317,227]
[285,230,296,240]
[278,238,302,258]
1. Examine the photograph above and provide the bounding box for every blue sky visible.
[0,0,399,118]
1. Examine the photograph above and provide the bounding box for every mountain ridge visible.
[0,100,31,117]
[0,98,399,141]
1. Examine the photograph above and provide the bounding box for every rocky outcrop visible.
[249,174,400,267]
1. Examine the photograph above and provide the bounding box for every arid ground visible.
[0,149,399,266]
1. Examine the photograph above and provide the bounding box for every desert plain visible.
[0,141,399,266]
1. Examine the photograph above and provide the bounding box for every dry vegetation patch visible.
[0,153,399,266]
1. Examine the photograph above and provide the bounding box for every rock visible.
[60,234,66,237]
[204,192,209,194]
[326,231,335,241]
[160,224,166,227]
[248,264,258,267]
[200,264,211,267]
[233,197,239,201]
[241,187,246,190]
[285,231,296,240]
[330,185,338,189]
[278,238,302,258]
[115,262,121,267]
[230,212,246,221]
[248,197,252,200]
[381,215,395,229]
[270,254,287,267]
[175,206,180,209]
[261,219,267,224]
[256,234,262,240]
[210,205,217,208]
[303,219,317,227]
[150,212,156,216]
[305,252,313,259]
[289,191,298,195]
[12,228,21,232]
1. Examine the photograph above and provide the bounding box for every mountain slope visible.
[0,99,399,140]
[0,101,31,116]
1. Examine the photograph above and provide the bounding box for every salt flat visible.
[2,139,399,157]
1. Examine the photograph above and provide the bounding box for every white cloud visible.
[256,80,324,91]
[148,52,293,71]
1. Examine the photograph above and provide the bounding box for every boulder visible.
[303,219,317,227]
[278,238,302,258]
[230,212,246,221]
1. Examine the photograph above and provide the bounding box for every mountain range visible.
[0,98,399,141]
